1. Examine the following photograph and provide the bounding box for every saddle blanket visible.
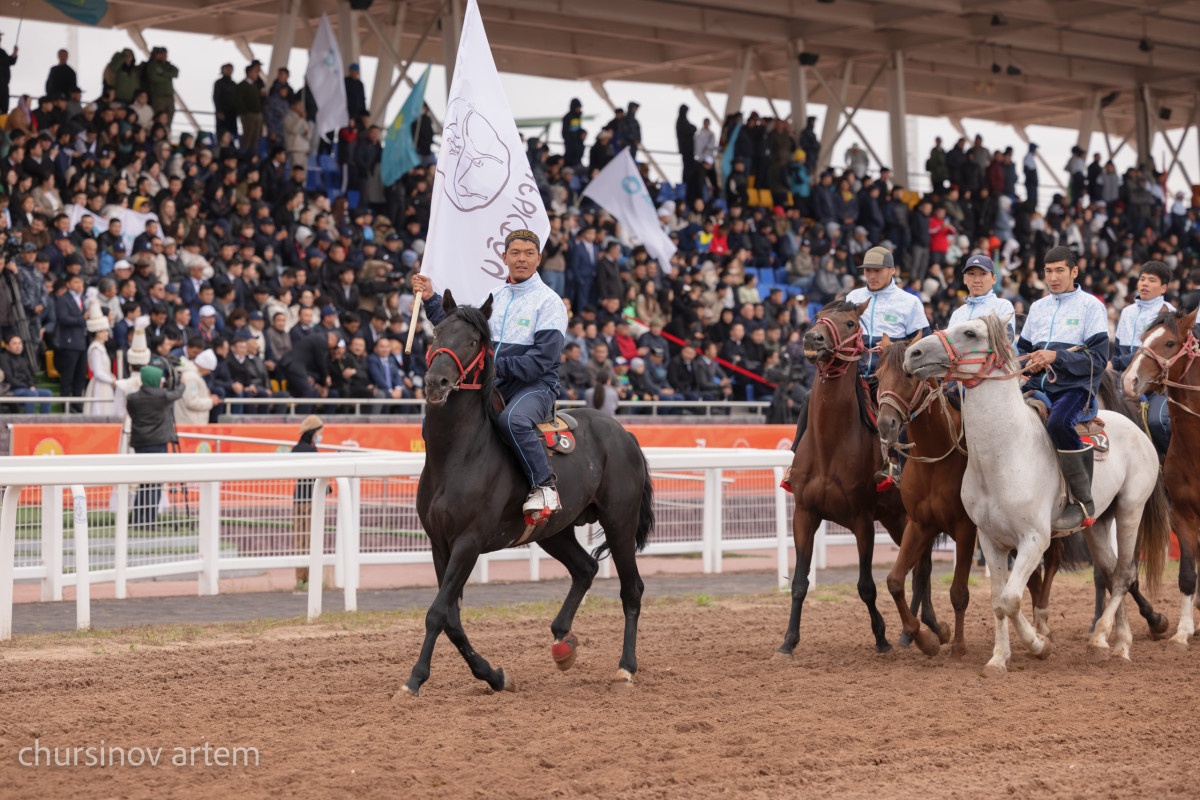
[537,412,577,455]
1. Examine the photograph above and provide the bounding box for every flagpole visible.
[404,295,421,354]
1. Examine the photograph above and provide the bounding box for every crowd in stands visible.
[0,42,1196,421]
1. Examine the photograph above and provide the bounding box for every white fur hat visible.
[86,299,109,333]
[127,315,151,365]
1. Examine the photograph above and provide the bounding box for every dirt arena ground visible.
[0,573,1197,799]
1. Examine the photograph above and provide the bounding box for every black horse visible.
[401,291,655,698]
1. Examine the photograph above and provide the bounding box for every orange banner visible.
[10,422,797,457]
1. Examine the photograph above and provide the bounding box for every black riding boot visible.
[1052,448,1096,530]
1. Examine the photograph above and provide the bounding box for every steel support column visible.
[337,0,362,70]
[1134,85,1153,169]
[886,51,909,186]
[724,47,753,122]
[786,40,808,127]
[1077,91,1100,154]
[816,59,852,173]
[369,0,408,125]
[268,0,301,80]
[441,0,463,97]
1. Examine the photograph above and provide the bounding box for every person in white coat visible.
[83,300,121,416]
[174,349,222,424]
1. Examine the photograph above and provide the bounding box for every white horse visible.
[904,314,1169,675]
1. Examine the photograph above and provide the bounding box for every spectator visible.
[344,63,367,120]
[54,273,88,410]
[175,348,221,424]
[236,62,265,152]
[0,334,51,412]
[46,49,77,99]
[213,63,238,141]
[83,300,120,416]
[584,370,619,416]
[144,47,179,127]
[106,48,140,104]
[125,364,186,527]
[284,94,312,173]
[0,31,15,113]
[291,414,323,588]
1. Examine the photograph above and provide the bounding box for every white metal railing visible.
[0,447,806,640]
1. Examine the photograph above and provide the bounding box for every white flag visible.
[420,0,549,307]
[581,148,677,274]
[305,14,349,139]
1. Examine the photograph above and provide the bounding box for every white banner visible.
[581,148,677,274]
[420,0,549,306]
[305,14,350,139]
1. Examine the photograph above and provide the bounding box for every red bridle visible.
[427,344,492,391]
[877,377,937,421]
[932,328,1007,388]
[1135,328,1200,388]
[810,316,866,380]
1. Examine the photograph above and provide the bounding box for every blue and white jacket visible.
[846,280,930,377]
[424,272,568,403]
[1111,296,1174,371]
[948,291,1016,342]
[1017,286,1108,397]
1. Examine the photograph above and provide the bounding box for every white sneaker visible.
[522,482,561,518]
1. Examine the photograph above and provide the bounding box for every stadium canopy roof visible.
[20,0,1200,184]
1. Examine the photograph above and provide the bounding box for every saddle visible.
[537,411,578,455]
[1024,393,1109,459]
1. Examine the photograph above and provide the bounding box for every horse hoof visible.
[896,632,913,649]
[551,633,578,671]
[611,668,634,687]
[875,641,893,654]
[1169,636,1189,652]
[914,629,941,658]
[1148,615,1171,640]
[500,669,516,693]
[772,650,794,662]
[1087,643,1110,663]
[937,622,953,645]
[395,685,419,700]
[1031,638,1052,661]
[982,662,1007,678]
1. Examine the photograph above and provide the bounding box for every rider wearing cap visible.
[790,246,929,451]
[948,254,1016,342]
[1018,245,1108,529]
[1110,259,1174,452]
[413,229,568,517]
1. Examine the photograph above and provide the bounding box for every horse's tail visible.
[634,448,655,552]
[1048,531,1093,572]
[591,445,655,560]
[1136,471,1170,597]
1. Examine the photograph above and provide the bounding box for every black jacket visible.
[127,383,187,449]
[280,331,331,384]
[0,349,35,389]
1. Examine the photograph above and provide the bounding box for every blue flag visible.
[382,64,430,187]
[719,121,741,187]
[41,0,109,26]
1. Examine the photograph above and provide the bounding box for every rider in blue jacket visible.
[414,229,568,517]
[947,254,1016,342]
[1017,245,1108,529]
[1111,260,1174,453]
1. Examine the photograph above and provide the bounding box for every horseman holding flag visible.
[413,230,567,517]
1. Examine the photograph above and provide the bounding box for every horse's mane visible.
[877,338,908,377]
[818,299,859,316]
[439,304,499,424]
[1144,306,1186,336]
[981,313,1020,373]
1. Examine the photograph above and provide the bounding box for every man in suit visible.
[367,337,418,412]
[568,226,600,312]
[666,343,702,401]
[278,329,335,414]
[55,274,89,411]
[594,241,624,304]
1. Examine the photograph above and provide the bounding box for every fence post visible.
[345,477,360,613]
[70,485,90,632]
[114,484,129,599]
[528,543,539,581]
[773,467,789,591]
[197,482,220,596]
[701,469,717,574]
[333,479,347,590]
[712,468,724,574]
[41,485,64,602]
[307,478,329,622]
[0,484,24,641]
[470,552,489,584]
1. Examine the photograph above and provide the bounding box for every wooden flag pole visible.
[405,294,421,354]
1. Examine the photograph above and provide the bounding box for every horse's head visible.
[1122,306,1199,399]
[904,313,1015,384]
[876,334,927,447]
[425,290,494,406]
[804,299,869,366]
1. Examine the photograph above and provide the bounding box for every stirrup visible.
[780,466,794,494]
[1052,500,1094,532]
[875,460,901,492]
[522,482,560,524]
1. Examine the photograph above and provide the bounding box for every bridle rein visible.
[812,316,866,380]
[878,376,967,462]
[1136,326,1200,417]
[428,342,492,391]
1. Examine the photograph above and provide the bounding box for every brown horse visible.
[1122,306,1200,648]
[778,301,908,656]
[875,338,1086,661]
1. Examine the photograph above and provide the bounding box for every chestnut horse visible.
[1122,306,1200,649]
[875,338,1088,661]
[778,301,908,657]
